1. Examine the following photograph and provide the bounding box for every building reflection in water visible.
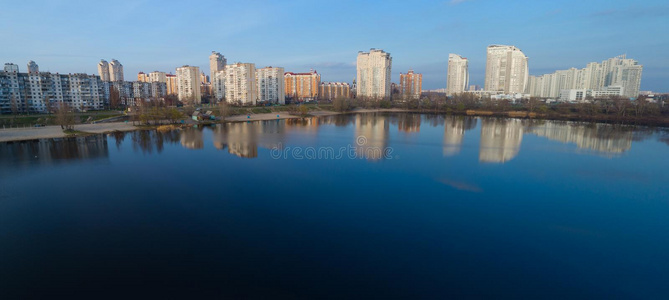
[286,117,320,136]
[479,118,524,163]
[526,121,633,156]
[355,113,389,160]
[211,120,287,158]
[320,114,356,127]
[395,113,421,133]
[121,130,181,154]
[443,116,477,157]
[0,135,109,166]
[180,127,205,150]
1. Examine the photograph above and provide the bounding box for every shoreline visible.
[2,108,667,143]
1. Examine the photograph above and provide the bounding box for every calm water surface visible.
[1,113,668,298]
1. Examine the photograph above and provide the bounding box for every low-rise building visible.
[319,82,351,100]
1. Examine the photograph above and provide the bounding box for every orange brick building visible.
[284,70,320,100]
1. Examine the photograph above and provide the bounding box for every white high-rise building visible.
[527,54,643,99]
[98,59,110,81]
[209,51,226,79]
[256,67,285,104]
[176,65,201,104]
[225,63,257,105]
[210,51,226,101]
[356,49,392,99]
[213,70,226,101]
[109,59,124,82]
[484,45,528,94]
[446,54,469,96]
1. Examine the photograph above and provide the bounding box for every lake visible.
[1,113,668,298]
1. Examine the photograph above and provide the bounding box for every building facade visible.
[132,81,152,103]
[1,62,105,114]
[257,67,285,104]
[399,70,422,99]
[225,63,257,105]
[356,49,392,99]
[318,82,351,100]
[176,65,201,104]
[149,71,167,83]
[484,45,528,94]
[200,72,212,96]
[209,51,226,101]
[213,70,225,101]
[527,54,643,99]
[109,59,124,82]
[97,59,110,82]
[137,72,149,82]
[447,54,469,96]
[166,74,178,95]
[284,70,320,101]
[209,51,226,80]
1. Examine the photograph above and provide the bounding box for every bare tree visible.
[55,102,75,130]
[633,96,649,118]
[109,86,121,109]
[332,97,349,112]
[218,100,230,121]
[10,95,19,118]
[525,97,541,113]
[611,96,630,118]
[43,95,52,114]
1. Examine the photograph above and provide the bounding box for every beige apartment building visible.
[225,63,257,105]
[176,65,201,104]
[356,49,392,99]
[447,54,469,96]
[484,45,528,94]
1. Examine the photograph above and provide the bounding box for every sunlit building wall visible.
[356,49,392,99]
[225,63,257,105]
[447,54,469,96]
[176,65,201,104]
[284,70,320,100]
[318,82,351,100]
[485,45,528,94]
[399,70,422,99]
[97,59,110,82]
[109,59,124,82]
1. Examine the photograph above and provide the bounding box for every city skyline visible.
[0,1,666,92]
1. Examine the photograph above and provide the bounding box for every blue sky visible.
[0,0,667,91]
